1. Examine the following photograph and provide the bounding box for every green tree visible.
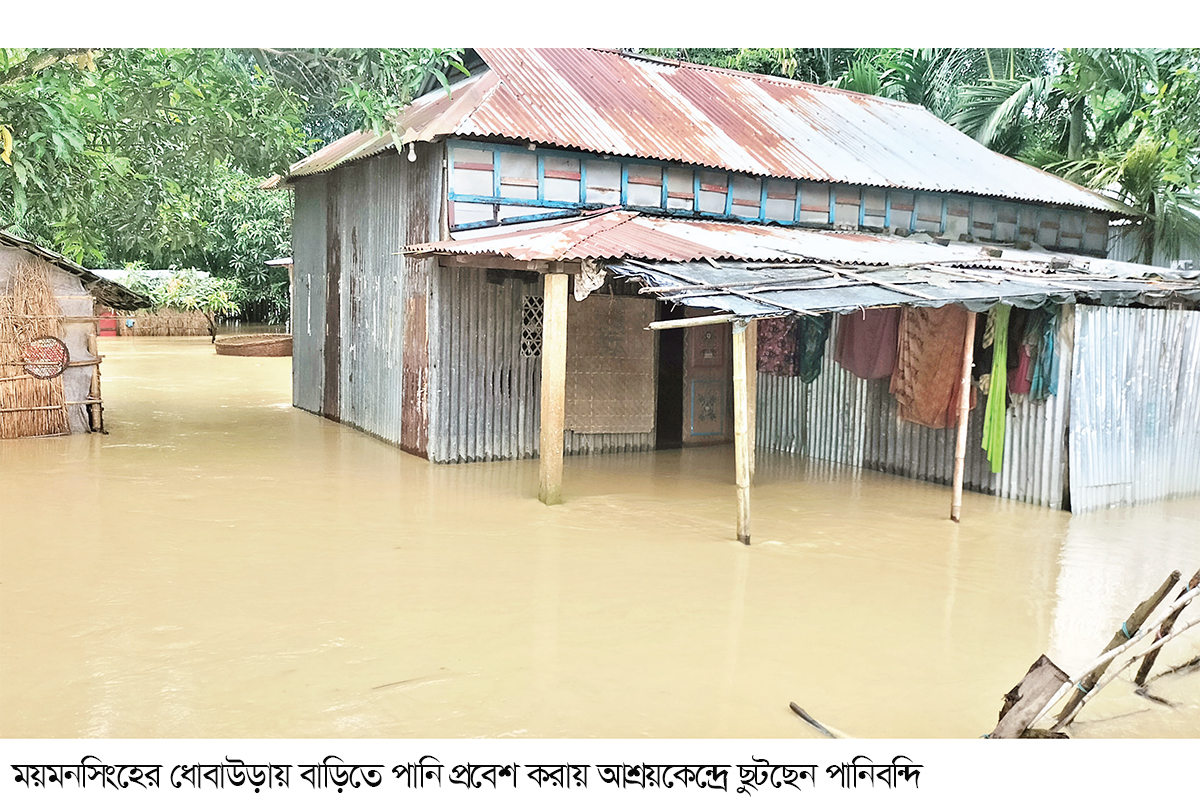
[120,267,245,341]
[0,47,468,317]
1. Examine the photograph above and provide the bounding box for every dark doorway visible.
[655,302,686,449]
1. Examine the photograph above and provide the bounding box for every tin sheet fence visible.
[756,308,1074,509]
[1069,305,1200,512]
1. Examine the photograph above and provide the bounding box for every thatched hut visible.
[0,230,148,438]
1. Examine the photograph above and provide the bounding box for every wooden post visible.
[86,332,103,433]
[746,318,757,481]
[732,319,752,544]
[950,311,977,522]
[538,271,569,505]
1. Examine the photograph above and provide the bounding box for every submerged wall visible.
[428,266,656,464]
[1069,305,1200,512]
[290,145,442,454]
[756,307,1075,509]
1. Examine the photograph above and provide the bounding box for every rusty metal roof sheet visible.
[405,211,1200,317]
[0,230,151,310]
[290,49,1127,214]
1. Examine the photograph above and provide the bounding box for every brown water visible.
[2,337,1197,739]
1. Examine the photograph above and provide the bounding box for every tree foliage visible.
[0,46,467,316]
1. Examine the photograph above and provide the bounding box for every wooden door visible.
[681,319,732,445]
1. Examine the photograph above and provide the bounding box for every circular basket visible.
[22,335,70,379]
[214,334,293,357]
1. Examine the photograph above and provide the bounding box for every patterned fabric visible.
[756,314,832,383]
[889,305,975,429]
[756,317,800,376]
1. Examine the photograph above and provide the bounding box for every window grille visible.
[521,295,544,357]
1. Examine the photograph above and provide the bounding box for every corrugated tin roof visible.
[288,48,1128,214]
[405,211,1200,318]
[0,230,150,310]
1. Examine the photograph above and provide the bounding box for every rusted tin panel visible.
[291,50,1125,214]
[291,175,327,415]
[1069,305,1200,512]
[411,49,1127,214]
[399,142,444,458]
[289,129,395,179]
[323,172,342,422]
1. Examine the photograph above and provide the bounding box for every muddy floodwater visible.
[2,336,1198,740]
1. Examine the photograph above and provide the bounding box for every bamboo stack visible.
[0,259,70,438]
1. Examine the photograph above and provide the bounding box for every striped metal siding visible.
[291,175,327,415]
[428,266,657,463]
[756,309,1074,508]
[1069,305,1200,512]
[329,155,407,444]
[429,266,542,463]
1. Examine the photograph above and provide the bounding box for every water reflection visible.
[0,337,1196,739]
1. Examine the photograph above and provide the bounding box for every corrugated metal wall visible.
[292,150,441,449]
[429,266,542,463]
[428,266,657,463]
[292,175,327,415]
[332,155,406,444]
[1069,305,1200,512]
[756,308,1074,508]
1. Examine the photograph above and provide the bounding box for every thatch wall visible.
[0,246,98,437]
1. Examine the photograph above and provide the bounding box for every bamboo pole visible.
[1050,570,1182,730]
[746,318,757,481]
[1135,569,1200,686]
[1027,584,1200,732]
[1070,611,1200,724]
[732,319,752,544]
[538,271,569,506]
[87,332,102,432]
[950,312,978,522]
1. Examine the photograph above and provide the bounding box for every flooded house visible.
[0,229,148,438]
[280,48,1200,536]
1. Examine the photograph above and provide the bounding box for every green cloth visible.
[797,313,833,384]
[981,306,1010,473]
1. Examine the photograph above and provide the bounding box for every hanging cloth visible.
[1008,344,1033,395]
[834,307,901,380]
[1028,305,1060,400]
[889,305,976,429]
[756,317,800,376]
[796,313,833,384]
[981,305,1011,473]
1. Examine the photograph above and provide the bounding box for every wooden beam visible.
[538,272,569,505]
[647,313,738,330]
[950,311,977,522]
[732,319,752,544]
